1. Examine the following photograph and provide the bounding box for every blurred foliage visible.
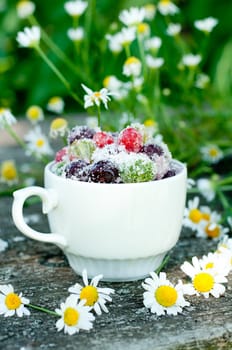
[0,0,232,113]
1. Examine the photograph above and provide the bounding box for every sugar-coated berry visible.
[93,131,114,148]
[65,160,89,181]
[68,126,95,145]
[89,160,119,183]
[119,155,156,183]
[55,147,68,162]
[118,127,143,152]
[163,169,176,179]
[70,139,96,163]
[141,143,164,158]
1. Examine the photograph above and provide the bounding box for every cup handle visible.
[12,186,67,249]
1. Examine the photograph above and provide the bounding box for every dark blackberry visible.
[65,160,89,181]
[163,169,176,179]
[88,160,119,183]
[141,144,164,158]
[68,126,95,145]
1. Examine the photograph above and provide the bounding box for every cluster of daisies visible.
[1,233,232,335]
[14,0,218,109]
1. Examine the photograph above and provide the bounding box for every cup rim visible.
[45,159,187,187]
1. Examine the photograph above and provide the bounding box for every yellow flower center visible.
[26,106,41,121]
[202,212,210,221]
[49,97,62,105]
[80,286,99,306]
[125,56,140,66]
[5,293,21,310]
[137,23,149,35]
[205,262,214,269]
[93,92,101,99]
[209,148,219,157]
[0,108,6,114]
[36,138,45,148]
[193,272,214,293]
[50,118,67,130]
[189,208,203,223]
[205,223,220,238]
[1,161,17,181]
[144,4,156,12]
[160,0,171,5]
[103,76,111,88]
[144,119,156,127]
[64,307,79,326]
[155,285,178,307]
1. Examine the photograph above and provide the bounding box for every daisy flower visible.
[194,17,218,34]
[0,108,17,129]
[183,196,206,231]
[166,23,181,36]
[143,4,156,21]
[47,96,65,114]
[16,0,35,19]
[16,26,41,48]
[142,272,190,316]
[157,0,179,16]
[105,33,123,54]
[119,7,145,27]
[67,27,84,42]
[196,178,215,202]
[118,27,136,47]
[200,144,223,164]
[137,23,150,38]
[182,54,201,68]
[197,221,229,241]
[64,0,88,17]
[144,37,162,52]
[103,75,122,92]
[217,234,232,253]
[187,178,196,189]
[199,251,230,276]
[0,284,30,317]
[195,73,210,89]
[181,256,227,298]
[26,105,44,124]
[82,84,113,109]
[0,160,18,185]
[68,269,114,315]
[55,295,95,335]
[50,118,68,138]
[123,56,142,77]
[24,126,53,157]
[145,55,164,70]
[0,238,8,252]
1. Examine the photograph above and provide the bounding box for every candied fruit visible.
[118,127,143,152]
[93,131,114,148]
[88,160,119,183]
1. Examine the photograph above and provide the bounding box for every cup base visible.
[66,252,167,282]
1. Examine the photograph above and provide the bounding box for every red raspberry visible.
[93,131,114,148]
[55,147,68,162]
[118,127,143,152]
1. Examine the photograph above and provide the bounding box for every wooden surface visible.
[1,146,232,350]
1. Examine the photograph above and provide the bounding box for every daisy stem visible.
[218,176,232,186]
[97,105,101,128]
[4,124,26,149]
[124,44,131,58]
[34,45,83,106]
[155,254,170,274]
[137,32,147,77]
[216,189,230,210]
[28,303,59,317]
[28,15,92,85]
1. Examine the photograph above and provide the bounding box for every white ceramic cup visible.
[12,160,187,281]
